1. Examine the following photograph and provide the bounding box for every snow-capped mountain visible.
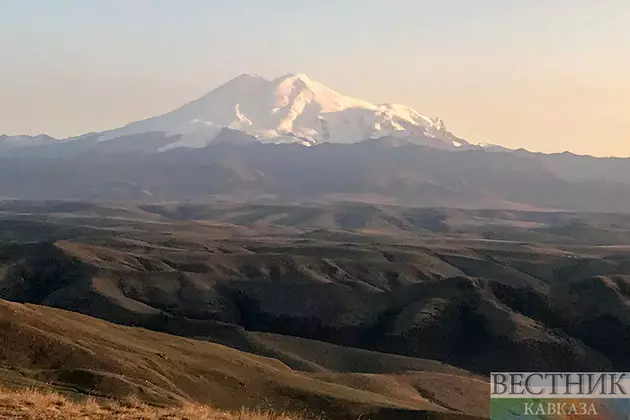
[95,73,471,150]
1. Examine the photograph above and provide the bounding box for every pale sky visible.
[1,0,629,156]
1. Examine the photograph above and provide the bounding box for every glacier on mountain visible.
[96,73,469,150]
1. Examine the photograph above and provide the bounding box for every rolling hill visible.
[1,200,629,418]
[0,298,488,420]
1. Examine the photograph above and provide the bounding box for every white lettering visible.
[524,403,535,415]
[521,402,599,416]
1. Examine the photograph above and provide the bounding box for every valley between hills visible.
[1,200,629,419]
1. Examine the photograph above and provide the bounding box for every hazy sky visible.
[1,0,629,156]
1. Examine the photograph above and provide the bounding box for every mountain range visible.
[1,73,630,212]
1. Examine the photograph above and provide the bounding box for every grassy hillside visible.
[0,388,304,420]
[0,299,488,419]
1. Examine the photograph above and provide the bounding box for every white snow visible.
[95,73,459,150]
[233,104,253,127]
[477,142,512,152]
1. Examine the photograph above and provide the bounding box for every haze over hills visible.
[1,140,630,213]
[0,133,56,147]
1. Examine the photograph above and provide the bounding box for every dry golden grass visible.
[0,388,310,420]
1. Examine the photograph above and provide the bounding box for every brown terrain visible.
[1,200,629,419]
[0,387,303,420]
